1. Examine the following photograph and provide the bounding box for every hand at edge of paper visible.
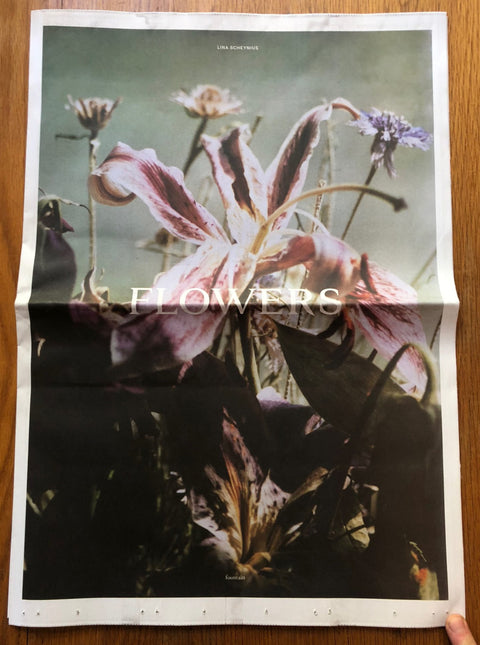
[446,615,477,645]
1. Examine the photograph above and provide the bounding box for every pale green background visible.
[39,27,437,306]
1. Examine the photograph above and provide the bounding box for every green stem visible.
[55,133,90,141]
[341,164,377,240]
[238,311,261,394]
[316,117,335,230]
[313,180,326,226]
[430,315,442,350]
[183,116,209,177]
[411,249,437,289]
[251,182,407,256]
[88,135,99,271]
[250,114,263,138]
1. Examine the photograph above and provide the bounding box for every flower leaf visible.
[31,197,76,304]
[276,324,403,435]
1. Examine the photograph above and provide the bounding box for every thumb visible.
[446,615,477,645]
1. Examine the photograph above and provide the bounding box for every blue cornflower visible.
[351,108,432,177]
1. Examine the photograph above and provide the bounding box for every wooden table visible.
[1,1,479,643]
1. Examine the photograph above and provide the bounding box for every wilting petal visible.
[303,233,362,296]
[202,127,268,246]
[265,98,360,230]
[256,230,362,297]
[348,262,428,391]
[89,142,228,245]
[255,234,316,277]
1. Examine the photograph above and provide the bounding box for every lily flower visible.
[188,408,328,589]
[170,84,243,119]
[67,95,121,138]
[89,98,427,388]
[349,108,432,178]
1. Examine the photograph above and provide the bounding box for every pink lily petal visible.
[111,243,228,371]
[256,227,426,390]
[89,142,228,245]
[255,234,316,277]
[202,127,268,247]
[265,98,360,231]
[111,241,255,373]
[348,262,428,392]
[147,240,232,306]
[256,231,362,296]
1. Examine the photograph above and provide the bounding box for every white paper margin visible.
[8,9,463,628]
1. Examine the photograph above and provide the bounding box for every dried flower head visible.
[350,108,432,177]
[67,95,121,137]
[170,85,243,119]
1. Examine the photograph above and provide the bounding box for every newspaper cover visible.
[8,10,463,627]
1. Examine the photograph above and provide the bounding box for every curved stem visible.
[411,249,436,289]
[341,164,377,240]
[430,314,442,350]
[354,342,437,450]
[251,183,407,255]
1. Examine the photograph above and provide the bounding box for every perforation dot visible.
[313,609,318,616]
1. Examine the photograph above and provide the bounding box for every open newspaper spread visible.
[8,10,463,627]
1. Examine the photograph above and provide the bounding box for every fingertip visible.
[446,614,476,645]
[446,614,467,634]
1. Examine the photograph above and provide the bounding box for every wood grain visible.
[1,1,479,644]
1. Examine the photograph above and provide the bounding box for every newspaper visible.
[8,10,463,627]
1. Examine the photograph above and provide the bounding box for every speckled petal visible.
[89,142,228,245]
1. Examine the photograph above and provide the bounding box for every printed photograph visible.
[24,25,447,601]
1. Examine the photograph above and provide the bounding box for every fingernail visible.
[447,615,467,634]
